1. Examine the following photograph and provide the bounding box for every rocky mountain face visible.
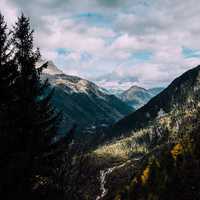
[110,65,200,137]
[41,61,134,134]
[42,60,63,75]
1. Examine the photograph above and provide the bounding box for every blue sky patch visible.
[56,48,71,55]
[182,47,200,58]
[132,51,153,61]
[81,52,93,62]
[74,12,111,27]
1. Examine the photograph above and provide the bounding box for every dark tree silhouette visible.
[0,12,18,147]
[0,13,20,196]
[0,14,60,199]
[13,13,60,156]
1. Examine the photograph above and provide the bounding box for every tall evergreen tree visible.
[13,13,59,155]
[0,13,19,155]
[0,13,13,104]
[0,13,19,197]
[0,13,61,199]
[3,14,60,197]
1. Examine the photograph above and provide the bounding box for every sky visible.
[1,0,200,89]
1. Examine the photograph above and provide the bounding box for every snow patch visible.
[53,78,90,94]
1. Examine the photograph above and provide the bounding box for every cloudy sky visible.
[1,0,200,89]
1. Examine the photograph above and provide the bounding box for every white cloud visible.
[36,16,107,55]
[0,0,18,26]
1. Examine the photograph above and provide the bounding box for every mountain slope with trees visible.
[110,65,200,137]
[92,65,200,200]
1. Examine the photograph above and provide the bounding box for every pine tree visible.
[0,13,19,154]
[8,14,60,197]
[0,13,13,104]
[13,13,60,155]
[0,13,20,197]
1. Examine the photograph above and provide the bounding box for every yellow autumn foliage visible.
[141,166,150,185]
[171,143,183,160]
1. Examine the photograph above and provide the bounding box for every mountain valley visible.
[35,61,200,200]
[41,61,134,134]
[85,65,200,199]
[1,9,200,200]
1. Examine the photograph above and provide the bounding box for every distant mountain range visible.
[110,65,200,137]
[91,72,164,109]
[119,86,164,109]
[41,61,134,134]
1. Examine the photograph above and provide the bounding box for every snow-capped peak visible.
[38,60,63,75]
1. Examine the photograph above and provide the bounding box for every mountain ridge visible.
[119,85,152,109]
[110,65,200,137]
[119,85,164,109]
